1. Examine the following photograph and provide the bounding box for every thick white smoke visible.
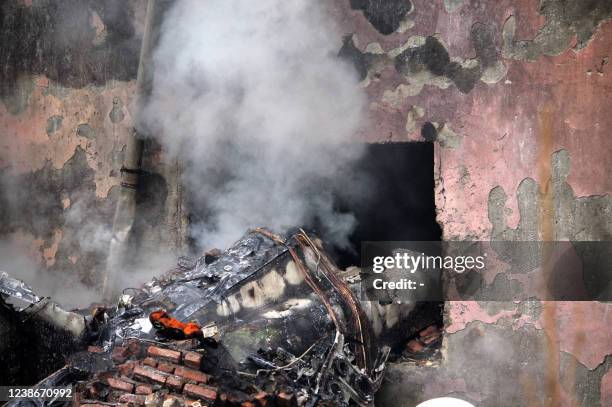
[142,0,367,249]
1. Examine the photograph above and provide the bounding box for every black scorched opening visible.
[328,142,441,269]
[321,141,445,364]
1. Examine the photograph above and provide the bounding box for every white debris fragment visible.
[132,317,153,334]
[201,322,219,339]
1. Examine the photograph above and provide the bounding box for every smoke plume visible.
[142,0,367,250]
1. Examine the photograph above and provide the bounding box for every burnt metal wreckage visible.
[0,228,442,407]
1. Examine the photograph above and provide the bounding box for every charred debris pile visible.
[0,229,442,406]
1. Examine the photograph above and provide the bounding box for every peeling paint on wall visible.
[489,149,612,242]
[0,77,136,197]
[349,0,413,35]
[331,0,612,404]
[0,0,143,98]
[0,146,117,285]
[502,0,612,61]
[0,0,183,302]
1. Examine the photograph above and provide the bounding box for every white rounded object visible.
[415,397,476,407]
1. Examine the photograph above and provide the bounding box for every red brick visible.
[133,365,167,385]
[119,393,145,405]
[157,362,177,373]
[183,384,217,401]
[183,352,202,370]
[112,346,129,363]
[182,352,202,369]
[174,366,209,384]
[107,377,134,393]
[166,375,185,391]
[419,325,438,338]
[135,384,153,395]
[276,392,296,407]
[147,346,181,363]
[119,375,137,383]
[143,357,158,367]
[117,361,136,376]
[406,339,424,353]
[419,325,441,345]
[87,345,104,354]
[254,391,270,406]
[421,333,441,345]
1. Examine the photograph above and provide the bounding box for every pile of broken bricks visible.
[404,324,442,362]
[78,340,297,407]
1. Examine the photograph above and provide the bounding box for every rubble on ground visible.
[0,228,442,407]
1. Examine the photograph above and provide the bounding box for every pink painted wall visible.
[333,0,612,405]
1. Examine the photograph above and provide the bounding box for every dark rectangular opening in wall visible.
[323,141,444,364]
[330,142,441,269]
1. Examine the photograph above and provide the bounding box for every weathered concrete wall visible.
[1,0,610,404]
[0,0,185,302]
[332,0,612,405]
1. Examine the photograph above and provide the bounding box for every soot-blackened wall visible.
[1,1,611,404]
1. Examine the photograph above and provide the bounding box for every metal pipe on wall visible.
[103,0,159,300]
